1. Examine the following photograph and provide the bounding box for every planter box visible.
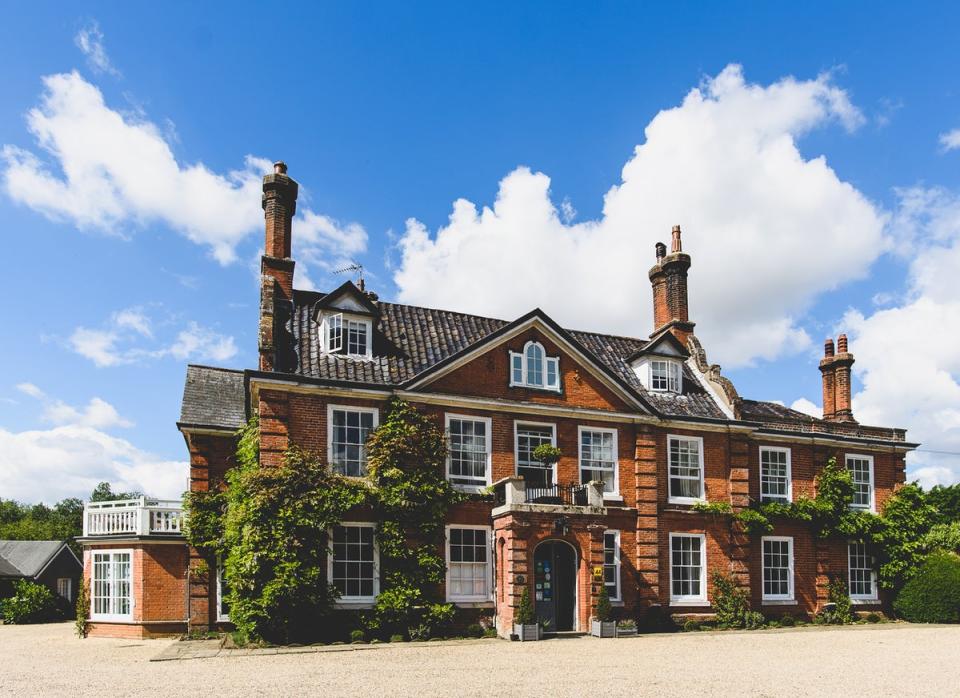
[513,623,541,641]
[616,627,638,637]
[591,620,617,638]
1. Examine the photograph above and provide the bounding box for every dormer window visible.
[649,360,682,393]
[509,341,560,391]
[321,312,372,359]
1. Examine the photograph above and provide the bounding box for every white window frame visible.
[603,530,621,602]
[514,420,558,487]
[848,541,879,602]
[667,434,706,505]
[320,312,373,359]
[845,454,875,512]
[669,533,707,605]
[759,446,792,503]
[761,536,795,602]
[445,524,493,603]
[578,425,619,498]
[327,405,380,477]
[328,522,379,604]
[649,359,682,393]
[508,341,561,392]
[216,559,230,623]
[56,577,72,602]
[445,413,493,492]
[90,548,133,621]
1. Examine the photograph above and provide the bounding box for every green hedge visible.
[0,580,60,624]
[893,551,960,623]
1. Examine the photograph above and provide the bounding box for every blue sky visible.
[2,2,959,502]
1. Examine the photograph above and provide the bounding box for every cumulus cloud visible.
[394,65,886,368]
[16,382,133,429]
[1,72,367,277]
[68,307,237,367]
[16,382,45,399]
[74,21,120,77]
[0,424,186,503]
[790,398,821,418]
[845,187,960,484]
[940,128,960,152]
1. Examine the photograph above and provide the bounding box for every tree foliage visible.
[0,580,59,624]
[893,551,960,623]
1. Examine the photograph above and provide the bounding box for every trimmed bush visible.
[0,580,58,624]
[349,629,365,643]
[894,551,960,623]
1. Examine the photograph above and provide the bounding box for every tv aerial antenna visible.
[334,262,365,291]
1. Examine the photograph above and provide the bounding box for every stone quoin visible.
[78,163,915,638]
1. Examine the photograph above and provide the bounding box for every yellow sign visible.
[592,566,604,580]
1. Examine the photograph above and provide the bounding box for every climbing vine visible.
[364,398,462,638]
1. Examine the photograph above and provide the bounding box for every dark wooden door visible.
[533,541,576,631]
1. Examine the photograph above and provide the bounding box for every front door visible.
[533,541,577,631]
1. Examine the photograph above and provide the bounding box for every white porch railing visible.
[83,497,185,537]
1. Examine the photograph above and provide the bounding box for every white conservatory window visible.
[91,550,132,621]
[760,447,792,503]
[509,341,560,391]
[446,526,492,602]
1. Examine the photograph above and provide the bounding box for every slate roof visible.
[178,365,246,431]
[0,540,68,578]
[288,290,727,419]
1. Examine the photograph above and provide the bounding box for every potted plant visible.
[616,619,638,637]
[513,587,540,641]
[590,584,617,638]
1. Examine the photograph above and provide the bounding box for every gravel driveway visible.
[1,622,957,697]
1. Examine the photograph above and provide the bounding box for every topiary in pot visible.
[591,584,616,637]
[513,587,540,641]
[894,551,960,623]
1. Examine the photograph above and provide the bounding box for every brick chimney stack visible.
[819,334,856,423]
[648,225,695,345]
[259,161,299,372]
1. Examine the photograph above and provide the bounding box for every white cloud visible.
[2,71,367,277]
[43,397,133,429]
[790,397,821,418]
[0,424,185,503]
[74,21,120,77]
[16,382,45,399]
[845,187,960,484]
[940,128,960,152]
[68,307,237,367]
[393,65,885,368]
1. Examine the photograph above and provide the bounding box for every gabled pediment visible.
[404,308,654,414]
[312,281,380,319]
[626,329,690,361]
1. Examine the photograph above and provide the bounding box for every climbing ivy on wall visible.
[364,398,462,639]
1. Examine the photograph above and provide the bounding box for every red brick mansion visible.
[78,163,915,638]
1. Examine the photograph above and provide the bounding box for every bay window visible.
[91,550,132,620]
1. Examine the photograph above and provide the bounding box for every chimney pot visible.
[824,338,835,357]
[837,334,848,353]
[671,225,682,253]
[274,161,288,175]
[655,242,667,260]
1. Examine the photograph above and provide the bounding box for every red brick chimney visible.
[648,225,695,345]
[259,161,299,371]
[819,334,856,423]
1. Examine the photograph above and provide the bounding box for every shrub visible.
[594,583,612,622]
[922,522,960,554]
[482,628,498,638]
[866,612,882,624]
[682,619,700,632]
[389,633,405,643]
[349,629,365,643]
[894,551,960,623]
[466,623,483,638]
[408,624,430,641]
[75,578,90,638]
[515,587,535,626]
[712,572,756,629]
[0,580,58,624]
[779,614,795,627]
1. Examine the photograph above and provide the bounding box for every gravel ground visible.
[1,622,958,697]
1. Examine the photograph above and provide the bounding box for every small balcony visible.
[492,476,606,516]
[82,497,185,538]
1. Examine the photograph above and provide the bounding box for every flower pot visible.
[591,620,617,638]
[513,623,541,641]
[616,627,638,637]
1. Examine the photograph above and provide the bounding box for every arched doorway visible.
[532,540,577,631]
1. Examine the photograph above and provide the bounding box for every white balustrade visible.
[83,498,185,537]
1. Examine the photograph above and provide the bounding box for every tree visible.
[90,482,142,502]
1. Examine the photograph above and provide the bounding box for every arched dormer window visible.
[509,341,560,392]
